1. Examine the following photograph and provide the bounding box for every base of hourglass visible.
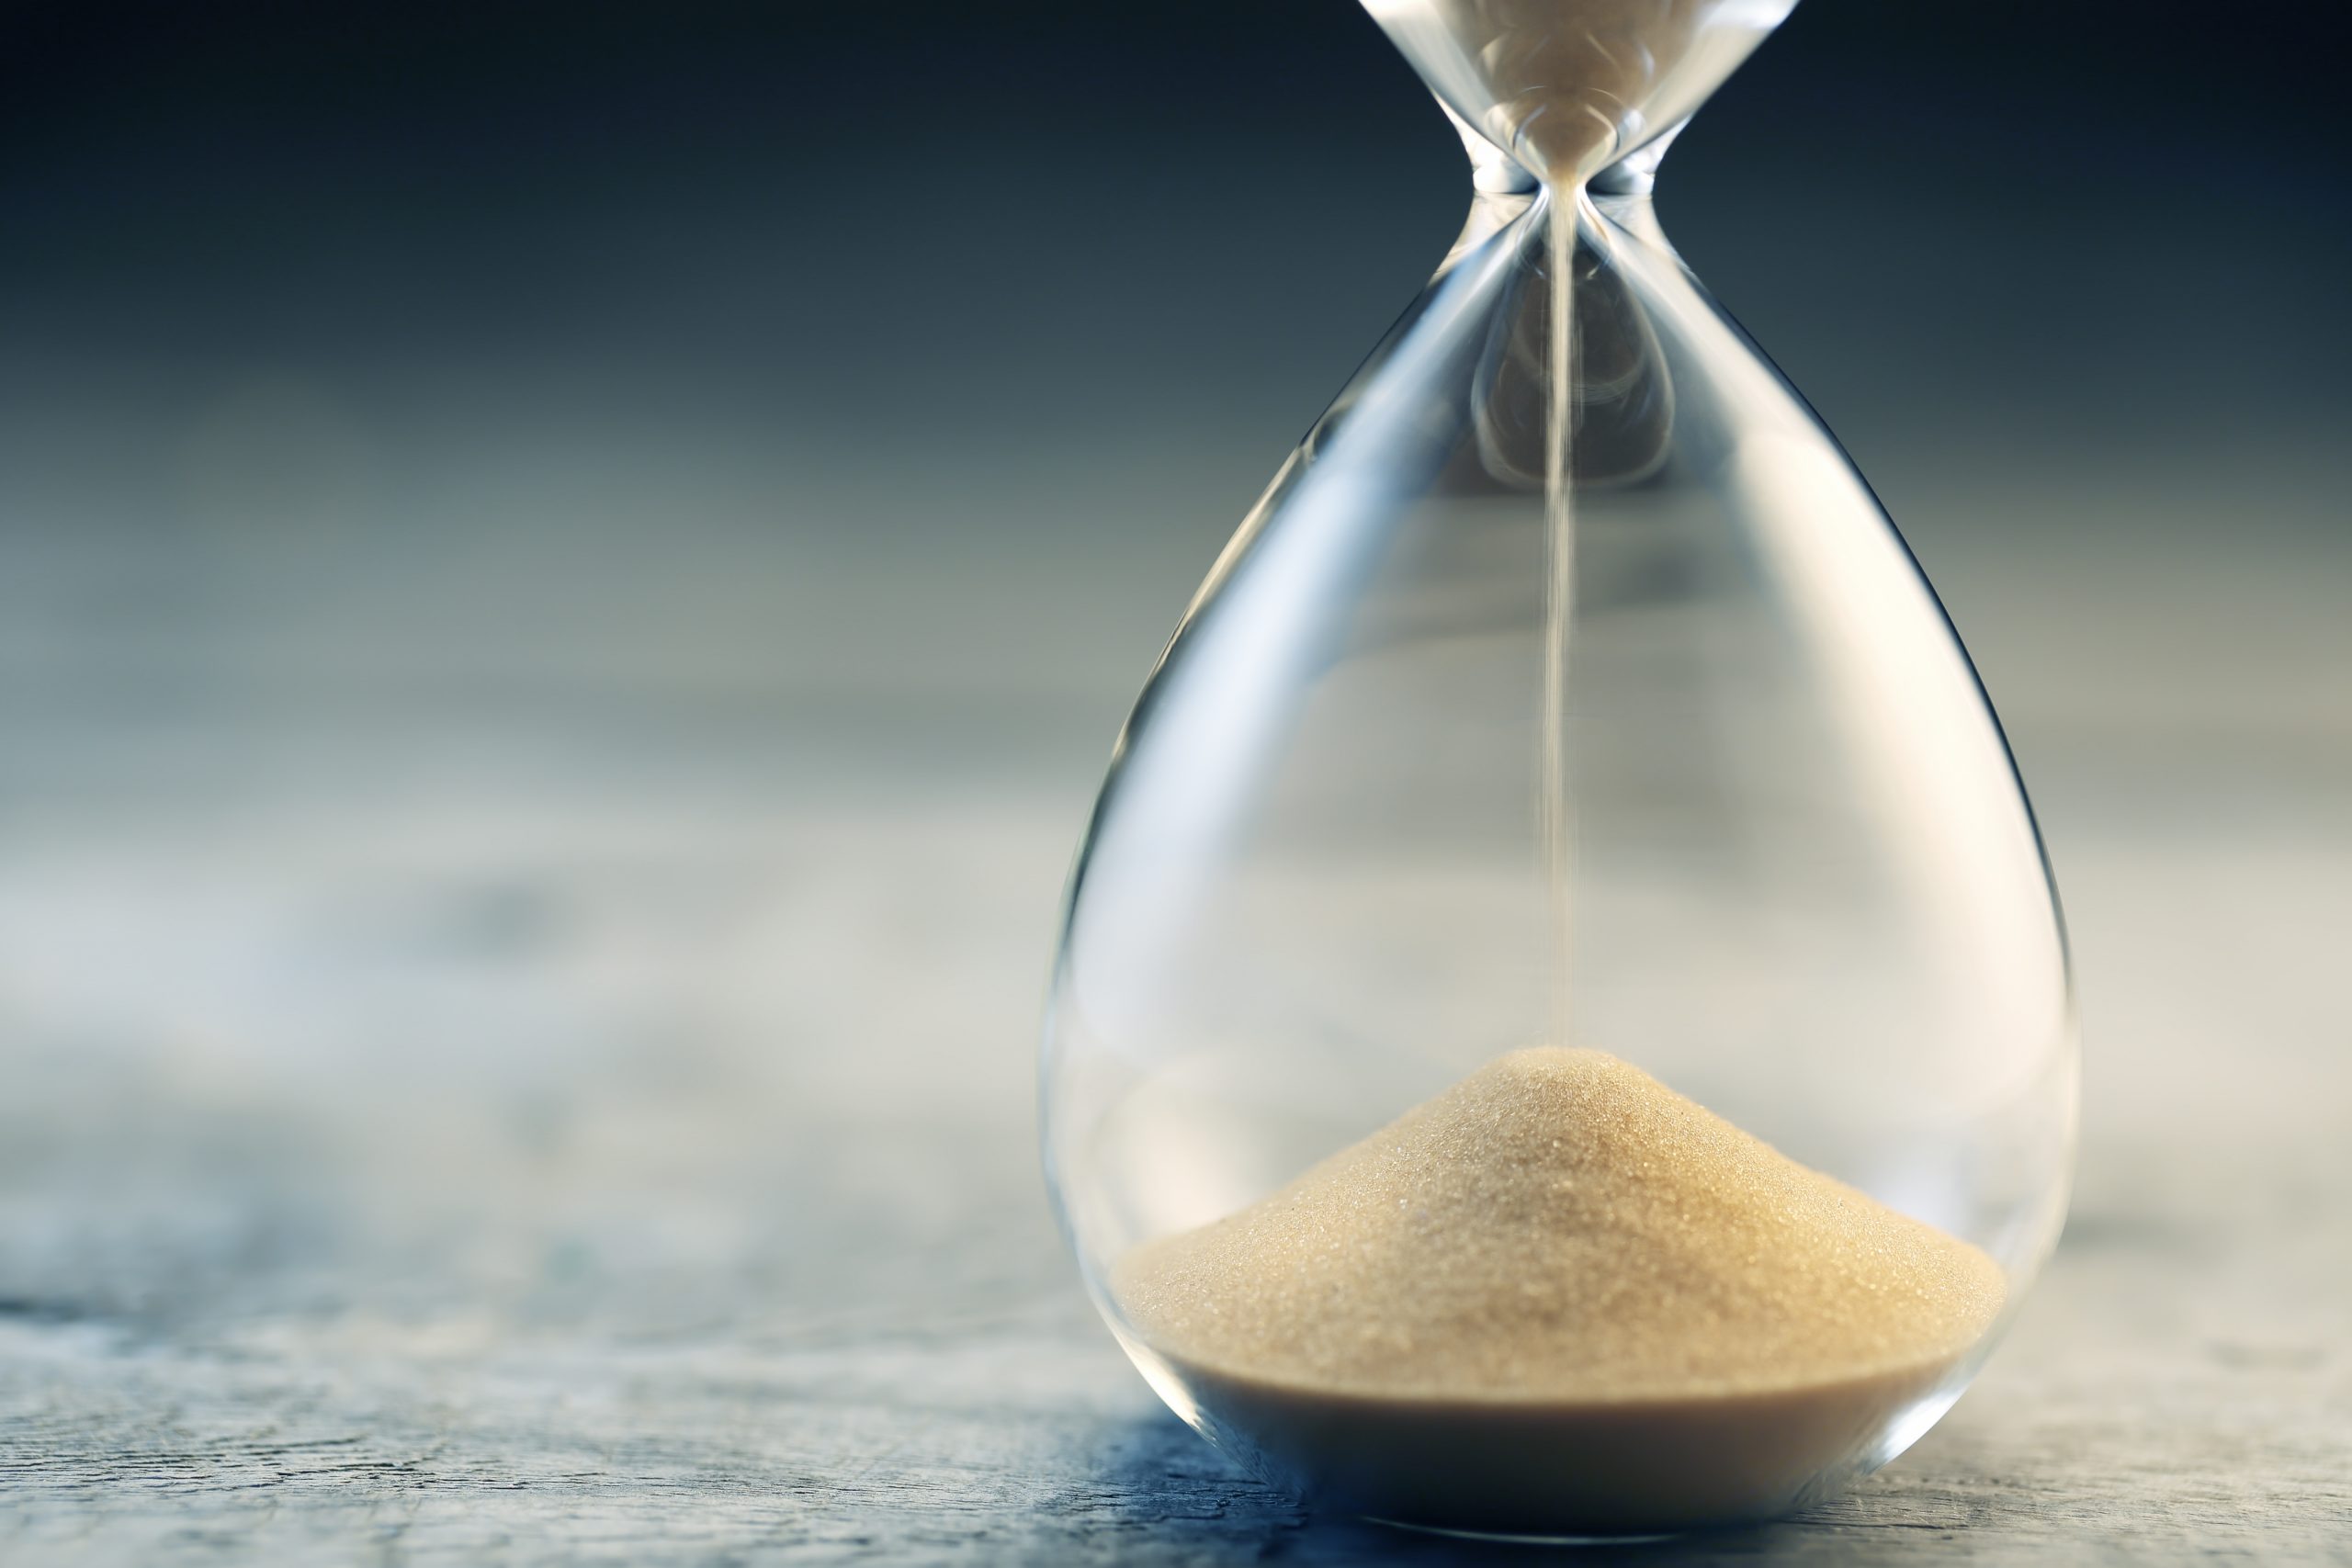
[1122,1327,1981,1539]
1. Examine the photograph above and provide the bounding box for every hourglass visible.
[1042,0,2075,1538]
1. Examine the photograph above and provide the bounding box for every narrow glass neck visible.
[1447,98,1689,205]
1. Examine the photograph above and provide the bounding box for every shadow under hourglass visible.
[1090,1412,1849,1565]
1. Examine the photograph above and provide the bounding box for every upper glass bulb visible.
[1365,0,1799,185]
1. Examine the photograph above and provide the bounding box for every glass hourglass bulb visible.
[1042,0,2075,1539]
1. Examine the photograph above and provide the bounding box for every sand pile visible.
[1113,1047,2004,1532]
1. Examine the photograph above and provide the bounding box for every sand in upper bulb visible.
[1111,1048,2006,1535]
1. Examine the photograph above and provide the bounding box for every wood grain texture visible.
[3,516,2349,1564]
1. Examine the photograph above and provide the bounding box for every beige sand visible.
[1370,0,1713,184]
[1112,1048,2005,1534]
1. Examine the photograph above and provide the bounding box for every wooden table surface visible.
[2,473,2347,1564]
